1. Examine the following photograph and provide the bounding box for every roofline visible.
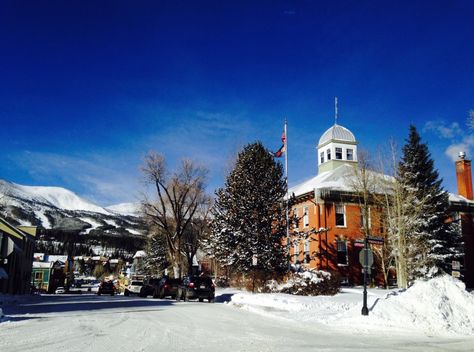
[317,139,358,149]
[0,217,35,240]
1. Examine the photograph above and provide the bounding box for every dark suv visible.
[153,277,181,299]
[97,281,116,296]
[139,277,161,297]
[176,276,215,303]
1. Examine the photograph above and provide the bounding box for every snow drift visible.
[229,275,474,336]
[366,275,474,336]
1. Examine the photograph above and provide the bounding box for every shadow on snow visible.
[3,294,174,316]
[2,292,234,318]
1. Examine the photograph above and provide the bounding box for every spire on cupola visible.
[316,98,358,174]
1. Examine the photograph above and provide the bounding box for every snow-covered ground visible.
[229,275,474,337]
[1,276,473,352]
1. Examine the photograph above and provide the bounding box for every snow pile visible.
[229,275,474,336]
[364,275,474,336]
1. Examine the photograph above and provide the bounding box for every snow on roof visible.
[133,250,147,258]
[33,262,53,269]
[33,253,45,261]
[449,193,474,204]
[289,164,394,198]
[46,255,68,263]
[318,124,356,146]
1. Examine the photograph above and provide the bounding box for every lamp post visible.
[359,236,373,316]
[361,235,369,316]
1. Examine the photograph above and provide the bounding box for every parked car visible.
[97,281,116,296]
[124,280,144,296]
[139,277,161,297]
[153,277,181,299]
[55,287,66,294]
[176,276,215,303]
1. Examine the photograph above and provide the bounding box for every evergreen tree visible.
[142,232,168,276]
[207,142,287,275]
[398,125,462,278]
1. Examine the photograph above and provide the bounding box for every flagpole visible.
[284,119,290,270]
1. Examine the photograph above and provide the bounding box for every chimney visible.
[456,151,474,200]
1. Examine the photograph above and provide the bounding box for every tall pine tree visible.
[398,125,462,278]
[207,142,287,275]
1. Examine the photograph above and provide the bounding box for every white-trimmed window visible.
[304,238,310,263]
[336,239,348,266]
[327,148,331,160]
[303,206,309,227]
[34,272,43,281]
[347,149,353,161]
[320,151,324,164]
[335,147,343,160]
[335,204,346,227]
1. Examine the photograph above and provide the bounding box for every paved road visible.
[1,293,473,352]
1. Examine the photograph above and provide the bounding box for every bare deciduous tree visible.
[350,150,394,287]
[182,195,212,275]
[379,140,428,289]
[141,152,209,278]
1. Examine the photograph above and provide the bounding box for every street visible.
[1,292,473,352]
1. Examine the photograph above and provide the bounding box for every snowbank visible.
[228,275,474,336]
[365,275,474,336]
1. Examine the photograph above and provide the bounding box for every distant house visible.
[130,250,146,275]
[31,254,67,293]
[31,261,53,292]
[0,218,36,294]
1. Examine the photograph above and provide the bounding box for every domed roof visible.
[318,124,356,146]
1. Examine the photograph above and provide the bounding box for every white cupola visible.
[317,123,358,174]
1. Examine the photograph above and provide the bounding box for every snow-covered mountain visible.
[0,179,147,256]
[0,179,144,235]
[2,180,111,215]
[106,202,141,216]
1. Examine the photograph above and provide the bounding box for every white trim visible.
[335,204,346,227]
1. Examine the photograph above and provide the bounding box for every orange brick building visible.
[288,123,474,287]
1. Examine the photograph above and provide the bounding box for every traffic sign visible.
[354,239,365,248]
[359,248,373,267]
[367,236,384,245]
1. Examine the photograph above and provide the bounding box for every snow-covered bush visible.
[270,270,340,296]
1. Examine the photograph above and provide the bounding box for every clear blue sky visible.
[1,1,473,206]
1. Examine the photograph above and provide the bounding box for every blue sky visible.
[1,1,473,206]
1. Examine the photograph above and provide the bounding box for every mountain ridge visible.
[0,179,146,256]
